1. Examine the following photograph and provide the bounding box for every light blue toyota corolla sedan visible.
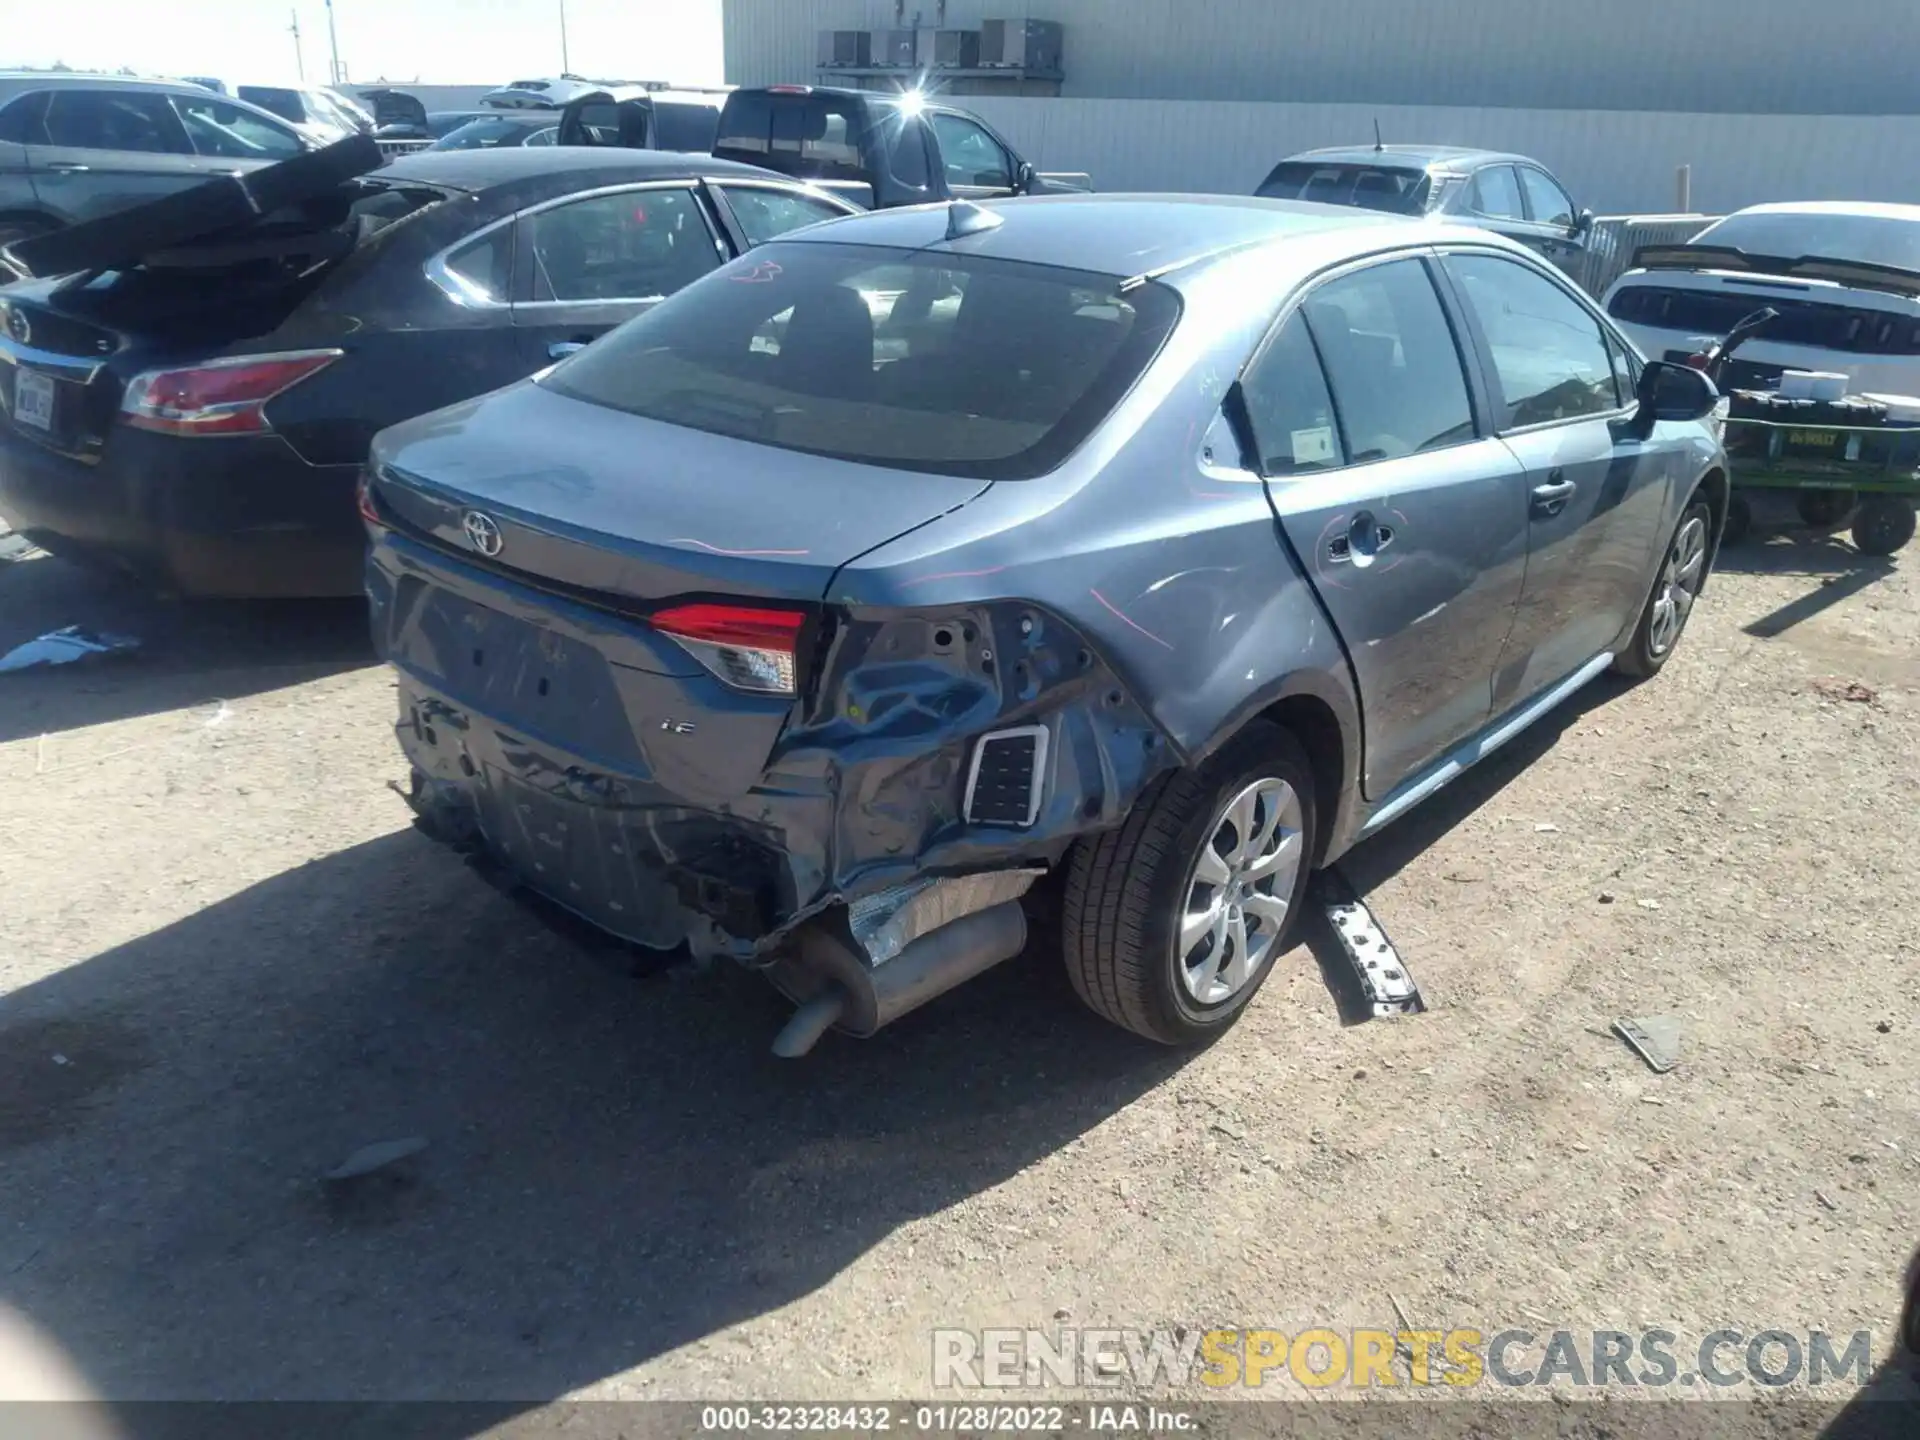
[359,194,1728,1055]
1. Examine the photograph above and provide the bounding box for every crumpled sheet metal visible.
[0,626,140,674]
[848,867,1045,967]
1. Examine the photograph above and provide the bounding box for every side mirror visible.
[1632,360,1719,437]
[1016,160,1036,194]
[1571,208,1594,237]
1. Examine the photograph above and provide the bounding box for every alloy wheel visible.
[1648,513,1708,658]
[1174,777,1304,1005]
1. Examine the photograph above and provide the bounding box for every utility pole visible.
[290,8,305,81]
[559,0,571,73]
[325,0,343,84]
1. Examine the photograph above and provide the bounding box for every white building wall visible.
[724,0,1920,115]
[959,97,1920,216]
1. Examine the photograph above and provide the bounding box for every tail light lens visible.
[355,470,386,532]
[121,349,342,437]
[652,603,805,697]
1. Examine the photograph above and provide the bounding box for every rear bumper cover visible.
[0,424,363,597]
[370,531,1174,960]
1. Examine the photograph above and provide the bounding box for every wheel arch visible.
[1693,464,1729,593]
[1189,667,1362,871]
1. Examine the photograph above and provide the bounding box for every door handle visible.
[1328,511,1395,564]
[43,161,90,173]
[1531,474,1577,516]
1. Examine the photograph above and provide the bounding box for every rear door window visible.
[526,187,723,302]
[715,185,849,245]
[1301,258,1476,463]
[0,93,49,145]
[1445,252,1623,426]
[1239,312,1345,475]
[172,95,306,159]
[1469,165,1524,221]
[43,90,190,154]
[1517,167,1575,228]
[543,240,1181,480]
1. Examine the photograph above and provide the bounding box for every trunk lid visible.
[368,377,990,615]
[369,378,991,811]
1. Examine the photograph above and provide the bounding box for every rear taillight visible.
[1684,352,1712,371]
[121,349,342,437]
[652,602,805,697]
[355,470,386,532]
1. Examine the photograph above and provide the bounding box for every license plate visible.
[1787,429,1837,448]
[12,368,54,431]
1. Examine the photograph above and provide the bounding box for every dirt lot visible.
[0,504,1915,1424]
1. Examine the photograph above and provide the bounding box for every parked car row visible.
[0,67,1899,1056]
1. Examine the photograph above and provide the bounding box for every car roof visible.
[0,72,254,101]
[1719,201,1920,224]
[378,145,799,192]
[569,87,727,107]
[1281,144,1536,173]
[776,192,1421,279]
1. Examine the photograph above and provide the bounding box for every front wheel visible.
[1062,721,1318,1045]
[1613,496,1713,679]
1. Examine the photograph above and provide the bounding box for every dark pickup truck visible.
[708,85,1090,210]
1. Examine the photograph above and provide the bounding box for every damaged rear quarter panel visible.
[821,249,1365,867]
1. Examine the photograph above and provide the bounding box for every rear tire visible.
[1852,497,1915,557]
[1796,489,1856,531]
[1614,496,1713,679]
[1062,721,1318,1045]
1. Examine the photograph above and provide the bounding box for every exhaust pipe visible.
[769,899,1028,1057]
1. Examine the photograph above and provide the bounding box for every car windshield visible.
[236,86,304,123]
[543,241,1181,480]
[1692,211,1920,274]
[434,116,542,149]
[1257,162,1431,215]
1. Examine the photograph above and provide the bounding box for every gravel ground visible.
[0,507,1914,1428]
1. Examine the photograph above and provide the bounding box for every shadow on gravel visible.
[1816,1244,1920,1439]
[0,552,373,744]
[0,828,1187,1416]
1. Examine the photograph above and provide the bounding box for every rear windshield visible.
[1257,162,1431,215]
[654,101,719,153]
[237,86,304,123]
[543,241,1181,481]
[1692,212,1920,274]
[435,116,542,149]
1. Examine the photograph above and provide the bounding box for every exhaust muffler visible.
[769,898,1029,1057]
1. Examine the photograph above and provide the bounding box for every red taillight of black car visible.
[120,349,342,437]
[355,470,386,532]
[651,602,806,697]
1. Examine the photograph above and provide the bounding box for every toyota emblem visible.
[461,509,504,557]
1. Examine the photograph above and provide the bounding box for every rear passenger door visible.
[1466,164,1529,248]
[1516,165,1582,264]
[28,88,217,225]
[509,183,728,370]
[1243,253,1532,797]
[1439,248,1670,709]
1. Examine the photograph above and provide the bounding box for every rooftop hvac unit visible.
[872,30,918,67]
[933,29,982,68]
[816,30,872,67]
[979,18,1064,72]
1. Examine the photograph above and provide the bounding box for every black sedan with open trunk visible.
[0,138,854,597]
